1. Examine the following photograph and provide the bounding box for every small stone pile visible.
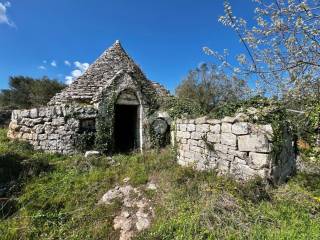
[173,114,296,182]
[99,181,156,240]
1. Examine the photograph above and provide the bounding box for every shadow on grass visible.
[0,152,53,219]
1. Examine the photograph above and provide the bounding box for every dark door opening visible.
[114,104,138,153]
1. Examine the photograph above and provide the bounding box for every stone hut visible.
[8,41,170,154]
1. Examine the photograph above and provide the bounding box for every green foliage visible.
[161,96,204,120]
[0,76,66,109]
[176,63,250,113]
[208,95,274,120]
[138,167,320,240]
[74,132,96,153]
[95,90,116,154]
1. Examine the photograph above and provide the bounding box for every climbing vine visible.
[95,85,117,154]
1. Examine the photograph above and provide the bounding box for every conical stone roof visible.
[48,41,157,105]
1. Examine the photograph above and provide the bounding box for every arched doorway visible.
[113,90,141,153]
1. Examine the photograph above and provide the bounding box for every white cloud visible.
[65,61,89,85]
[74,61,89,72]
[38,65,46,70]
[0,1,14,27]
[65,76,73,85]
[64,60,71,66]
[51,60,57,67]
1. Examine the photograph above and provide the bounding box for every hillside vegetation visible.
[0,129,320,239]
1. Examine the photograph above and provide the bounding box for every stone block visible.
[187,124,195,132]
[195,116,207,124]
[38,108,47,117]
[30,108,38,118]
[21,110,30,118]
[209,124,221,134]
[184,151,194,159]
[234,113,249,122]
[238,134,270,153]
[233,156,247,165]
[52,117,65,126]
[188,139,198,146]
[249,152,269,169]
[230,162,265,180]
[38,134,48,140]
[221,133,237,147]
[44,124,55,134]
[207,133,220,143]
[9,121,21,131]
[228,149,248,159]
[20,126,31,133]
[85,151,101,158]
[22,133,32,140]
[191,132,203,140]
[207,119,221,125]
[179,124,187,131]
[214,143,228,153]
[196,124,210,133]
[221,116,236,123]
[177,131,190,139]
[33,124,44,134]
[232,122,249,135]
[181,138,187,144]
[193,152,205,162]
[221,123,232,133]
[217,152,234,161]
[48,134,59,140]
[197,140,206,148]
[250,124,273,140]
[190,145,202,153]
[216,159,230,173]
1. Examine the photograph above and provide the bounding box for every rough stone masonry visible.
[172,113,296,183]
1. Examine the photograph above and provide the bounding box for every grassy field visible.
[0,129,320,239]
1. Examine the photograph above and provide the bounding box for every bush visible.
[161,96,204,119]
[74,132,96,153]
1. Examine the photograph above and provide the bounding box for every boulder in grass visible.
[84,150,101,158]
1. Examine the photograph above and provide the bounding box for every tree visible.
[176,63,250,113]
[204,0,320,146]
[0,76,66,109]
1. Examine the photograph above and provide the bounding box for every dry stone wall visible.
[7,105,97,154]
[173,114,296,183]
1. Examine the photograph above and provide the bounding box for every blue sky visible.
[0,0,255,93]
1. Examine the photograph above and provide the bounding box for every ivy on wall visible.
[95,88,117,154]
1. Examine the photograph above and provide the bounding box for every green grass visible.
[0,128,320,239]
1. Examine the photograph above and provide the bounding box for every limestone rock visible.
[100,184,154,240]
[187,124,195,132]
[196,124,210,133]
[221,116,236,123]
[238,134,270,153]
[209,124,221,133]
[232,122,249,135]
[207,133,220,143]
[207,119,221,125]
[221,133,237,146]
[195,116,207,124]
[84,151,101,158]
[249,152,269,169]
[221,123,232,133]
